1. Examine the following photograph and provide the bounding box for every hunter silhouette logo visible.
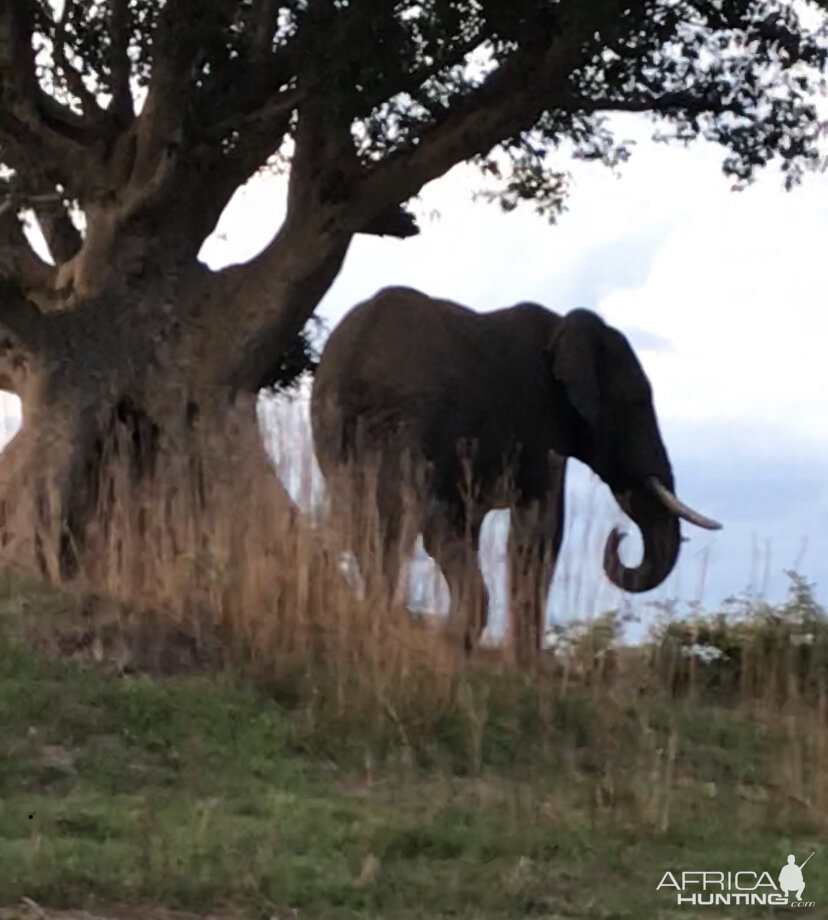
[778,852,814,902]
[656,851,817,908]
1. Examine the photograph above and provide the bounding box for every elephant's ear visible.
[547,309,603,429]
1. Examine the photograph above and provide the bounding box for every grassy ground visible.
[0,578,825,919]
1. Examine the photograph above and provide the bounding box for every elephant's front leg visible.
[422,499,488,651]
[507,461,566,664]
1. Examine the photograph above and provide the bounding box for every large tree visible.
[0,0,825,591]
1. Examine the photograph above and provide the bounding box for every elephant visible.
[310,286,721,661]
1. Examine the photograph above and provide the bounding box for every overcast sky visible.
[197,109,828,632]
[5,108,826,636]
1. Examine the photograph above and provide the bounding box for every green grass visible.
[0,581,825,919]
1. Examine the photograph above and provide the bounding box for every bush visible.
[647,571,828,703]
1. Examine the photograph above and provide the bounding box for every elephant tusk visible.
[645,477,722,531]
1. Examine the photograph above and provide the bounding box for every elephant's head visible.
[548,309,720,592]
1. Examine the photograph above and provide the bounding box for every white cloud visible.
[595,169,828,444]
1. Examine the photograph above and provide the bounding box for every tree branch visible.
[0,142,83,268]
[201,222,350,394]
[52,6,106,121]
[108,0,134,125]
[0,2,96,142]
[562,89,748,119]
[356,30,486,121]
[131,1,238,187]
[195,2,480,235]
[248,0,281,63]
[347,47,568,229]
[203,85,303,146]
[0,279,49,356]
[196,99,357,389]
[350,8,748,232]
[0,204,56,298]
[0,1,41,108]
[0,1,99,193]
[34,199,82,266]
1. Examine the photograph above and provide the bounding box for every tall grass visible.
[1,389,826,835]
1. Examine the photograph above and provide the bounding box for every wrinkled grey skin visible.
[311,286,719,660]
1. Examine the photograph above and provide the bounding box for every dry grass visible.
[11,392,473,726]
[0,396,826,918]
[1,389,827,836]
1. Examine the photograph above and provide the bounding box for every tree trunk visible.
[0,240,332,641]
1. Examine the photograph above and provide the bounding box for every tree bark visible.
[0,225,331,631]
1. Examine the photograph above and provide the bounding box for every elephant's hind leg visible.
[357,449,422,611]
[422,499,488,651]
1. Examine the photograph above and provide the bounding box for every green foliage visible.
[260,314,328,392]
[648,571,828,701]
[22,0,828,216]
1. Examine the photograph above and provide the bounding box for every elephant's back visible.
[313,287,479,404]
[311,287,481,461]
[310,287,558,467]
[320,286,478,373]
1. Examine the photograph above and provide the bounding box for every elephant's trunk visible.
[603,512,680,593]
[603,477,720,593]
